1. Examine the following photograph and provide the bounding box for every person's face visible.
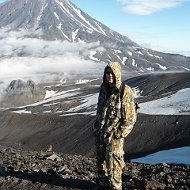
[106,68,115,85]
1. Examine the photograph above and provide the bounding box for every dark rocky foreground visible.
[0,146,189,190]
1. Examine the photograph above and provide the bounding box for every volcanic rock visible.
[0,146,189,190]
[0,79,45,107]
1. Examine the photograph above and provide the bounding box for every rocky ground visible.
[0,145,189,190]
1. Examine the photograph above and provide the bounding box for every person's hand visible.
[114,130,122,139]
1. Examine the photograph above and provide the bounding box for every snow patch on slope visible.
[139,88,190,115]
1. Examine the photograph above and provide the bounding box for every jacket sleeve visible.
[115,85,137,138]
[93,115,99,135]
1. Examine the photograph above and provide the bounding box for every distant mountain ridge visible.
[0,0,189,72]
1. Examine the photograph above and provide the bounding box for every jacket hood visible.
[103,62,122,89]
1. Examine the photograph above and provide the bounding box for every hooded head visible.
[103,62,122,89]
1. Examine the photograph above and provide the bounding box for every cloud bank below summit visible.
[0,29,106,94]
[0,29,104,57]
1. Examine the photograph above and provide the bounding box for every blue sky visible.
[70,0,190,56]
[0,0,189,56]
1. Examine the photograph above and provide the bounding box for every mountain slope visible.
[0,0,189,72]
[0,0,135,44]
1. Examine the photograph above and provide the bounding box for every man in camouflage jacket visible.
[93,62,137,190]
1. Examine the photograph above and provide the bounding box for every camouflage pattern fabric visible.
[93,62,137,190]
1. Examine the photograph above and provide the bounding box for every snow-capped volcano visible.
[0,0,189,72]
[0,0,135,44]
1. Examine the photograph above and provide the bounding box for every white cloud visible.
[0,55,105,99]
[116,0,187,15]
[0,29,106,92]
[0,29,103,57]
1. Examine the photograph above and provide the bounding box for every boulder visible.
[1,79,45,107]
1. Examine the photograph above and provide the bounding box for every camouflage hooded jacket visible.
[93,62,137,143]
